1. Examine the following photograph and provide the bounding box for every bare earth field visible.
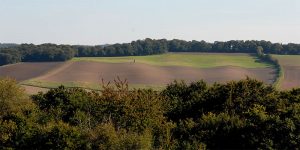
[281,66,300,89]
[37,61,274,85]
[0,62,64,81]
[0,53,276,94]
[272,55,300,89]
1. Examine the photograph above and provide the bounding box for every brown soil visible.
[281,66,300,90]
[39,61,275,85]
[0,62,64,82]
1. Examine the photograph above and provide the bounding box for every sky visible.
[0,0,300,45]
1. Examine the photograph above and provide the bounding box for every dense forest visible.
[0,43,18,48]
[74,39,300,56]
[0,44,75,66]
[1,38,300,66]
[1,77,300,149]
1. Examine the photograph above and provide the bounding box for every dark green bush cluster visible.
[256,46,282,85]
[1,77,300,149]
[162,78,300,149]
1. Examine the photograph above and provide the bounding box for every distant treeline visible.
[0,43,18,48]
[74,39,168,57]
[1,38,300,66]
[75,39,300,56]
[0,44,75,66]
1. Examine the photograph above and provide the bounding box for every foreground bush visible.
[1,77,300,149]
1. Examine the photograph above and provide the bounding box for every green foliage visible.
[162,80,208,121]
[30,79,172,149]
[74,39,300,56]
[34,121,90,149]
[0,49,21,66]
[74,38,168,57]
[90,121,153,150]
[32,86,91,125]
[0,78,33,117]
[1,39,300,66]
[20,43,75,62]
[0,78,37,149]
[256,48,283,88]
[2,77,300,149]
[163,78,300,149]
[0,44,75,66]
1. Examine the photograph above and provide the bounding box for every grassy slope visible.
[72,53,271,69]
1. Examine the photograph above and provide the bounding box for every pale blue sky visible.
[0,0,300,45]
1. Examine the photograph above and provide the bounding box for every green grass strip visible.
[72,53,271,69]
[20,80,166,91]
